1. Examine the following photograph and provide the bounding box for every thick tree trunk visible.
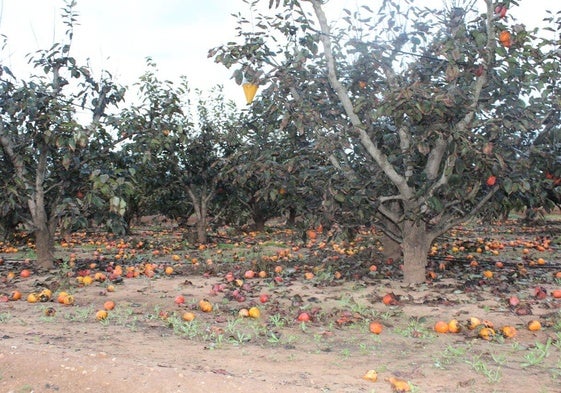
[401,220,432,284]
[186,185,210,244]
[253,211,266,232]
[29,198,55,270]
[34,226,54,270]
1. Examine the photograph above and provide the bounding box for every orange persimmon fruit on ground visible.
[369,321,384,334]
[297,312,311,322]
[26,293,38,303]
[448,319,462,333]
[182,312,196,322]
[552,290,561,299]
[387,377,411,392]
[20,269,31,278]
[362,369,378,382]
[9,290,22,301]
[434,320,449,333]
[479,327,495,340]
[382,293,398,306]
[96,310,108,320]
[248,306,261,319]
[501,326,517,338]
[467,317,482,330]
[527,320,542,331]
[103,300,115,311]
[199,299,213,312]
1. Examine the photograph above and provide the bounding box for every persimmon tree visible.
[218,96,332,232]
[0,1,125,269]
[118,60,243,243]
[212,0,561,283]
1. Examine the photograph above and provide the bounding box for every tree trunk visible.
[401,220,432,284]
[29,198,55,270]
[253,210,266,232]
[186,186,210,244]
[286,208,297,227]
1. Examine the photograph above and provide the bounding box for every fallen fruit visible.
[369,321,383,334]
[96,310,108,320]
[382,293,398,306]
[448,319,461,333]
[387,376,411,392]
[44,307,56,317]
[9,290,22,301]
[362,369,378,382]
[297,312,311,322]
[26,293,38,303]
[434,320,449,333]
[551,289,561,299]
[467,317,482,330]
[501,325,517,338]
[528,320,541,331]
[174,295,185,305]
[182,312,196,322]
[199,299,213,312]
[478,327,495,340]
[486,175,497,186]
[103,300,115,311]
[248,306,261,318]
[259,294,269,303]
[20,269,31,278]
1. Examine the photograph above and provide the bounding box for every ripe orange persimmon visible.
[96,310,108,320]
[182,312,196,322]
[499,30,512,47]
[199,299,213,313]
[479,327,495,340]
[248,306,261,318]
[434,320,449,333]
[483,270,493,279]
[467,317,482,330]
[501,326,517,338]
[448,319,461,333]
[552,290,561,299]
[382,293,398,306]
[297,312,311,322]
[9,290,22,301]
[369,321,384,334]
[20,269,31,278]
[62,295,75,305]
[103,300,115,311]
[486,175,497,186]
[26,293,38,303]
[362,369,378,382]
[528,320,541,331]
[306,229,317,240]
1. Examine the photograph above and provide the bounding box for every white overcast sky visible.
[0,0,557,106]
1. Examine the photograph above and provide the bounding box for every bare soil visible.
[1,220,561,393]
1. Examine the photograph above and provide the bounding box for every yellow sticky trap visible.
[242,83,258,104]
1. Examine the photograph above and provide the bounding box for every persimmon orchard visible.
[211,0,561,283]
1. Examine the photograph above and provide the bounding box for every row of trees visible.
[1,0,560,283]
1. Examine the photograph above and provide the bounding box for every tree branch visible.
[310,0,413,200]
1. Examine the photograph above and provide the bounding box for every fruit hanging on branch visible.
[499,30,512,47]
[242,82,259,104]
[494,4,508,18]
